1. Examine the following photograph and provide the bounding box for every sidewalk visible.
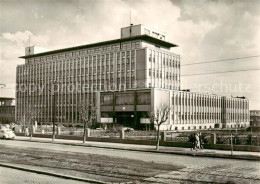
[16,136,260,161]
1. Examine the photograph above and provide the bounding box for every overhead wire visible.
[0,55,259,87]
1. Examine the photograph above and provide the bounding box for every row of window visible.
[27,41,141,65]
[100,93,151,106]
[172,95,248,109]
[148,69,179,80]
[172,112,248,121]
[20,56,136,75]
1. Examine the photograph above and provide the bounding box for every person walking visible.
[199,132,204,150]
[195,133,200,151]
[190,133,196,151]
[25,127,29,137]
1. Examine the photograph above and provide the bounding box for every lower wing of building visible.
[99,88,250,130]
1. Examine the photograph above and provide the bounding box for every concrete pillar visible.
[161,131,167,142]
[120,129,125,139]
[57,127,61,135]
[86,128,91,138]
[211,133,216,145]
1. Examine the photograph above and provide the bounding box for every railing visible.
[125,130,157,140]
[89,129,120,139]
[13,125,260,146]
[216,133,260,146]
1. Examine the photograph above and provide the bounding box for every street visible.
[0,166,87,184]
[0,139,259,183]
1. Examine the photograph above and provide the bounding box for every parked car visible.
[0,129,16,139]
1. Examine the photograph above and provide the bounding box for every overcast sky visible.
[0,0,259,109]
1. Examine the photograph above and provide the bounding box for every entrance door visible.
[116,112,134,127]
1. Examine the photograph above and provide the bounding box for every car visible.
[0,129,16,139]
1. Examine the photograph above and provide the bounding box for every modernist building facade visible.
[16,24,250,130]
[100,88,249,130]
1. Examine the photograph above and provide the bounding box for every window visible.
[100,94,113,105]
[122,44,126,50]
[116,94,134,105]
[137,92,151,105]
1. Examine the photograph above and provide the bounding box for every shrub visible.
[216,136,224,144]
[233,136,241,145]
[246,135,252,145]
[69,129,75,135]
[201,134,208,144]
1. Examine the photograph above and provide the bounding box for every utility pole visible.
[24,113,26,136]
[52,88,56,142]
[231,133,233,156]
[50,81,58,142]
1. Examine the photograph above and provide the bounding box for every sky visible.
[0,0,259,109]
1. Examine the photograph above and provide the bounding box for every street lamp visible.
[50,80,60,142]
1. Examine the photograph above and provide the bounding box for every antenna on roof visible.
[28,35,31,54]
[129,10,133,37]
[29,35,31,47]
[130,10,131,25]
[130,10,133,26]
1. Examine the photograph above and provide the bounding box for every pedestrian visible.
[190,133,196,151]
[25,127,29,137]
[195,133,200,151]
[199,132,204,150]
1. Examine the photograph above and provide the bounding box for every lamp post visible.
[50,80,59,142]
[52,87,56,142]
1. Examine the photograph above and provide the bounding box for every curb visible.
[15,138,260,161]
[0,162,106,184]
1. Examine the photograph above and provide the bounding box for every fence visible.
[13,124,260,146]
[216,133,260,146]
[125,131,157,140]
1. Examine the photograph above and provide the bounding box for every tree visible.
[23,105,39,140]
[148,105,171,150]
[78,101,97,144]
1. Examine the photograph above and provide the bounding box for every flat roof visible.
[19,35,178,59]
[0,97,14,100]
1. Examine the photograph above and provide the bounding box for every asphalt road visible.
[0,167,86,184]
[0,140,259,184]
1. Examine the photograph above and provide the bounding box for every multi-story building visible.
[250,110,260,128]
[16,24,250,130]
[0,97,15,124]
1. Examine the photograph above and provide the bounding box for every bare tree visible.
[23,105,39,140]
[78,101,97,144]
[148,105,171,150]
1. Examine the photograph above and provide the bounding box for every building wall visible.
[16,39,153,126]
[250,110,260,127]
[163,90,249,131]
[147,48,180,90]
[0,98,15,124]
[0,106,15,123]
[99,88,250,130]
[121,24,168,41]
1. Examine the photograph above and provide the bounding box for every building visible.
[0,97,15,124]
[250,110,260,128]
[100,89,249,130]
[16,24,250,130]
